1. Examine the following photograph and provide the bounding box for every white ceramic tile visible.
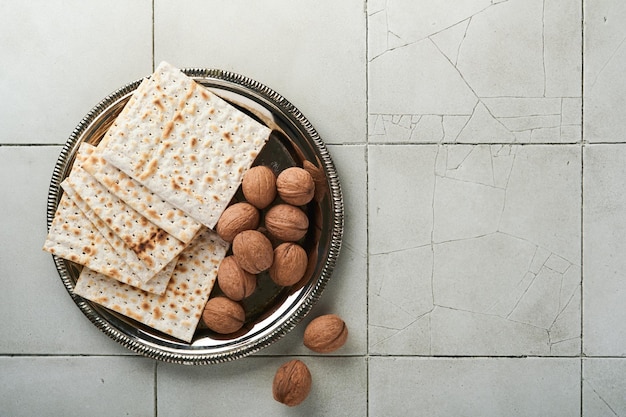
[368,144,581,355]
[157,356,366,416]
[261,145,367,356]
[0,0,153,144]
[583,145,626,356]
[0,356,154,417]
[154,0,366,145]
[583,359,626,417]
[369,357,581,417]
[584,1,626,142]
[368,0,581,143]
[0,146,128,354]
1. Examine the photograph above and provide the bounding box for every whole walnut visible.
[217,256,257,301]
[264,204,309,242]
[232,230,274,274]
[303,314,348,353]
[272,359,312,407]
[215,202,260,242]
[269,242,308,286]
[202,296,245,334]
[242,165,277,209]
[276,167,315,206]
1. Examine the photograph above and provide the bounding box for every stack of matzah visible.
[44,62,271,342]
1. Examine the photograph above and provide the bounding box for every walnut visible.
[242,165,277,209]
[272,359,312,407]
[276,167,315,206]
[264,204,309,242]
[232,230,274,274]
[215,202,260,243]
[303,160,328,202]
[269,242,308,286]
[217,256,257,301]
[202,296,245,334]
[303,314,348,353]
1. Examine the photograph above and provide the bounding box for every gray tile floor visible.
[1,0,625,415]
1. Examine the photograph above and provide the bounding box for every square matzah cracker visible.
[43,192,156,289]
[99,61,271,229]
[65,163,186,275]
[61,178,175,295]
[80,142,202,244]
[73,228,229,342]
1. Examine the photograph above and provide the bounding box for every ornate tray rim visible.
[45,67,344,365]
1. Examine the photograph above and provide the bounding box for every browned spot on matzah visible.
[138,158,158,181]
[184,82,196,100]
[153,98,165,112]
[162,121,174,138]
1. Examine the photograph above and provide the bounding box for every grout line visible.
[364,1,370,415]
[3,353,626,359]
[365,141,586,146]
[580,0,585,414]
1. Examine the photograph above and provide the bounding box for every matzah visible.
[43,193,167,294]
[61,178,175,295]
[99,61,271,229]
[73,228,229,342]
[65,163,187,274]
[80,143,202,244]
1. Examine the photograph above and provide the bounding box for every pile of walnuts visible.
[202,165,315,335]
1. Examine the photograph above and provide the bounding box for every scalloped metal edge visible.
[46,68,344,365]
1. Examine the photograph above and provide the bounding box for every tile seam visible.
[580,0,585,415]
[364,1,370,415]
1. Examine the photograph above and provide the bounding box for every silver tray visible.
[46,68,343,365]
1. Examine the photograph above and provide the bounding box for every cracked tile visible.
[368,144,581,356]
[583,359,626,416]
[369,247,434,355]
[584,0,626,142]
[369,0,581,143]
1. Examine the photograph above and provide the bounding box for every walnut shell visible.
[202,296,245,334]
[269,242,308,286]
[217,256,257,301]
[303,160,328,202]
[303,314,348,353]
[272,359,312,407]
[276,167,315,206]
[232,230,274,274]
[242,165,277,209]
[215,202,260,243]
[264,204,309,242]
